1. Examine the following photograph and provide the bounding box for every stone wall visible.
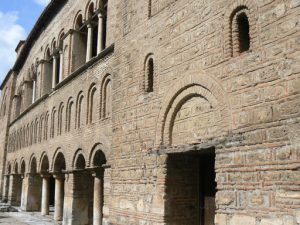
[0,0,299,224]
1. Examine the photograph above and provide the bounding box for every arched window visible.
[43,48,53,94]
[72,14,87,71]
[57,32,65,83]
[26,124,30,147]
[230,7,251,56]
[44,112,49,140]
[50,108,56,138]
[100,75,112,119]
[29,65,38,104]
[1,89,7,117]
[39,116,44,143]
[236,12,250,53]
[66,98,74,132]
[145,55,154,93]
[15,93,23,118]
[148,0,152,18]
[76,92,84,128]
[58,103,64,135]
[87,3,98,58]
[34,119,39,144]
[87,84,97,124]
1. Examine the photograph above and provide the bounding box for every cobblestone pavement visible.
[0,211,60,225]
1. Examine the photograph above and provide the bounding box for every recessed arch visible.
[74,11,84,30]
[100,74,112,119]
[155,72,231,147]
[39,152,50,174]
[72,149,86,170]
[7,162,11,174]
[13,160,19,174]
[89,143,107,167]
[66,97,74,132]
[58,29,65,45]
[87,82,97,124]
[51,38,57,52]
[85,0,96,19]
[76,91,85,129]
[20,158,26,175]
[52,149,66,172]
[29,154,38,174]
[224,0,258,58]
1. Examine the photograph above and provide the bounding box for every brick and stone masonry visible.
[0,0,300,224]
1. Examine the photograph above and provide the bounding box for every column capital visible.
[40,173,52,178]
[52,173,65,180]
[91,167,104,178]
[97,12,104,19]
[87,23,93,29]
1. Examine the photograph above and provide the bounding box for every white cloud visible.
[0,11,26,84]
[33,0,51,7]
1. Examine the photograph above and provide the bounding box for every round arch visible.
[72,149,87,170]
[39,152,50,173]
[155,72,231,147]
[52,148,66,172]
[89,143,107,167]
[73,11,84,30]
[13,160,19,174]
[29,154,38,174]
[20,158,26,175]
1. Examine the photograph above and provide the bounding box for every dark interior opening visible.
[237,12,250,53]
[92,23,98,57]
[146,58,154,93]
[166,148,216,225]
[56,54,60,85]
[102,5,107,49]
[49,176,55,206]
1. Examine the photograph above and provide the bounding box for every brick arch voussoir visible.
[88,140,110,168]
[51,147,68,172]
[155,72,230,148]
[38,152,50,173]
[28,153,38,173]
[224,0,258,58]
[72,149,87,169]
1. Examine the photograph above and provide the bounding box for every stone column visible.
[97,13,104,54]
[41,174,50,215]
[52,55,58,89]
[59,51,63,82]
[54,174,64,221]
[92,169,104,225]
[20,174,26,210]
[20,173,42,212]
[2,175,9,202]
[8,174,21,206]
[86,23,93,62]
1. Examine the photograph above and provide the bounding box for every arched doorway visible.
[9,162,22,206]
[72,152,94,225]
[22,157,42,211]
[52,152,66,221]
[2,164,11,202]
[90,148,107,225]
[40,154,55,216]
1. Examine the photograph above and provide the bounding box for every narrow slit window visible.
[237,12,250,53]
[146,57,154,93]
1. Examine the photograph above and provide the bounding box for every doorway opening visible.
[165,148,216,225]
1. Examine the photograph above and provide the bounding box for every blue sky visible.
[0,0,50,84]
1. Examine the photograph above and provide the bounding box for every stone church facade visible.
[0,0,300,224]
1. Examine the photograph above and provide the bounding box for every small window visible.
[237,12,250,53]
[230,7,251,57]
[145,56,154,93]
[148,0,152,18]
